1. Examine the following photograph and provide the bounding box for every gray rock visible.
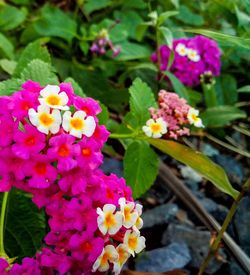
[214,154,244,185]
[136,242,191,272]
[229,260,247,275]
[234,197,250,255]
[100,157,123,177]
[201,143,219,157]
[198,197,218,213]
[142,203,178,228]
[162,224,225,274]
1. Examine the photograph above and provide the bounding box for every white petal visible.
[52,109,62,124]
[105,245,119,262]
[124,212,138,228]
[40,85,60,97]
[97,207,103,216]
[62,111,71,132]
[118,197,126,208]
[136,204,143,216]
[37,125,49,134]
[38,104,50,113]
[70,129,82,138]
[194,118,204,128]
[108,212,123,235]
[83,116,96,137]
[28,109,38,126]
[146,119,154,126]
[50,123,60,134]
[59,91,69,105]
[97,216,107,235]
[152,133,162,138]
[73,110,86,120]
[103,204,116,213]
[92,250,103,272]
[135,236,146,254]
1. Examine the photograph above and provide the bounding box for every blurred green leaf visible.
[14,40,51,77]
[98,103,109,125]
[129,78,157,127]
[84,0,111,14]
[0,4,27,31]
[22,5,77,43]
[114,41,151,61]
[238,85,250,93]
[235,5,250,27]
[158,10,178,25]
[0,189,46,259]
[0,78,23,96]
[149,138,239,199]
[221,75,238,105]
[159,26,173,48]
[201,106,246,127]
[21,59,58,86]
[64,77,86,97]
[124,140,159,198]
[164,71,190,102]
[184,28,250,49]
[0,32,14,59]
[0,59,16,75]
[177,6,204,26]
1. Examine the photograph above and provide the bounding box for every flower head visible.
[62,110,96,138]
[97,204,123,235]
[28,104,61,135]
[187,108,204,128]
[113,244,130,275]
[123,230,145,257]
[119,198,138,228]
[39,85,69,110]
[142,117,167,138]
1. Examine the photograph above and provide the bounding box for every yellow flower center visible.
[104,212,116,228]
[124,206,131,221]
[101,252,109,266]
[191,114,198,122]
[70,118,84,130]
[117,247,127,264]
[39,113,54,127]
[128,235,138,250]
[46,95,61,106]
[150,123,161,133]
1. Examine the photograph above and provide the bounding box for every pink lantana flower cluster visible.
[151,35,221,87]
[0,80,144,274]
[142,90,204,139]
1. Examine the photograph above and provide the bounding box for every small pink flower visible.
[47,134,80,172]
[74,97,101,117]
[12,124,46,159]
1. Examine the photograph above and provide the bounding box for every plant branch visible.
[198,178,250,275]
[0,192,9,257]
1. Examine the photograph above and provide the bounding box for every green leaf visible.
[164,71,190,102]
[0,59,16,75]
[201,106,246,127]
[148,139,239,199]
[0,32,14,59]
[159,26,173,48]
[158,10,179,25]
[238,85,250,93]
[124,140,159,198]
[221,75,237,105]
[135,23,151,41]
[0,4,27,31]
[129,78,157,127]
[14,40,51,77]
[0,189,46,259]
[235,5,250,27]
[23,5,77,43]
[114,41,151,61]
[21,59,58,86]
[64,77,86,97]
[176,6,204,26]
[97,103,109,125]
[183,28,250,49]
[0,78,23,96]
[84,0,111,14]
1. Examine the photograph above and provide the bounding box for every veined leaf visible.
[0,78,23,96]
[129,78,157,127]
[0,32,14,59]
[124,140,159,198]
[98,103,109,125]
[64,77,86,97]
[0,189,46,259]
[183,29,250,49]
[21,59,58,86]
[0,59,16,75]
[148,139,239,199]
[201,106,246,127]
[14,40,51,77]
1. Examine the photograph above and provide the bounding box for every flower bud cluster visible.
[151,35,221,87]
[90,28,121,57]
[143,90,204,139]
[0,80,144,274]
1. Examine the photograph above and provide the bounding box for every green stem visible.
[198,178,250,275]
[0,192,9,256]
[202,83,217,108]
